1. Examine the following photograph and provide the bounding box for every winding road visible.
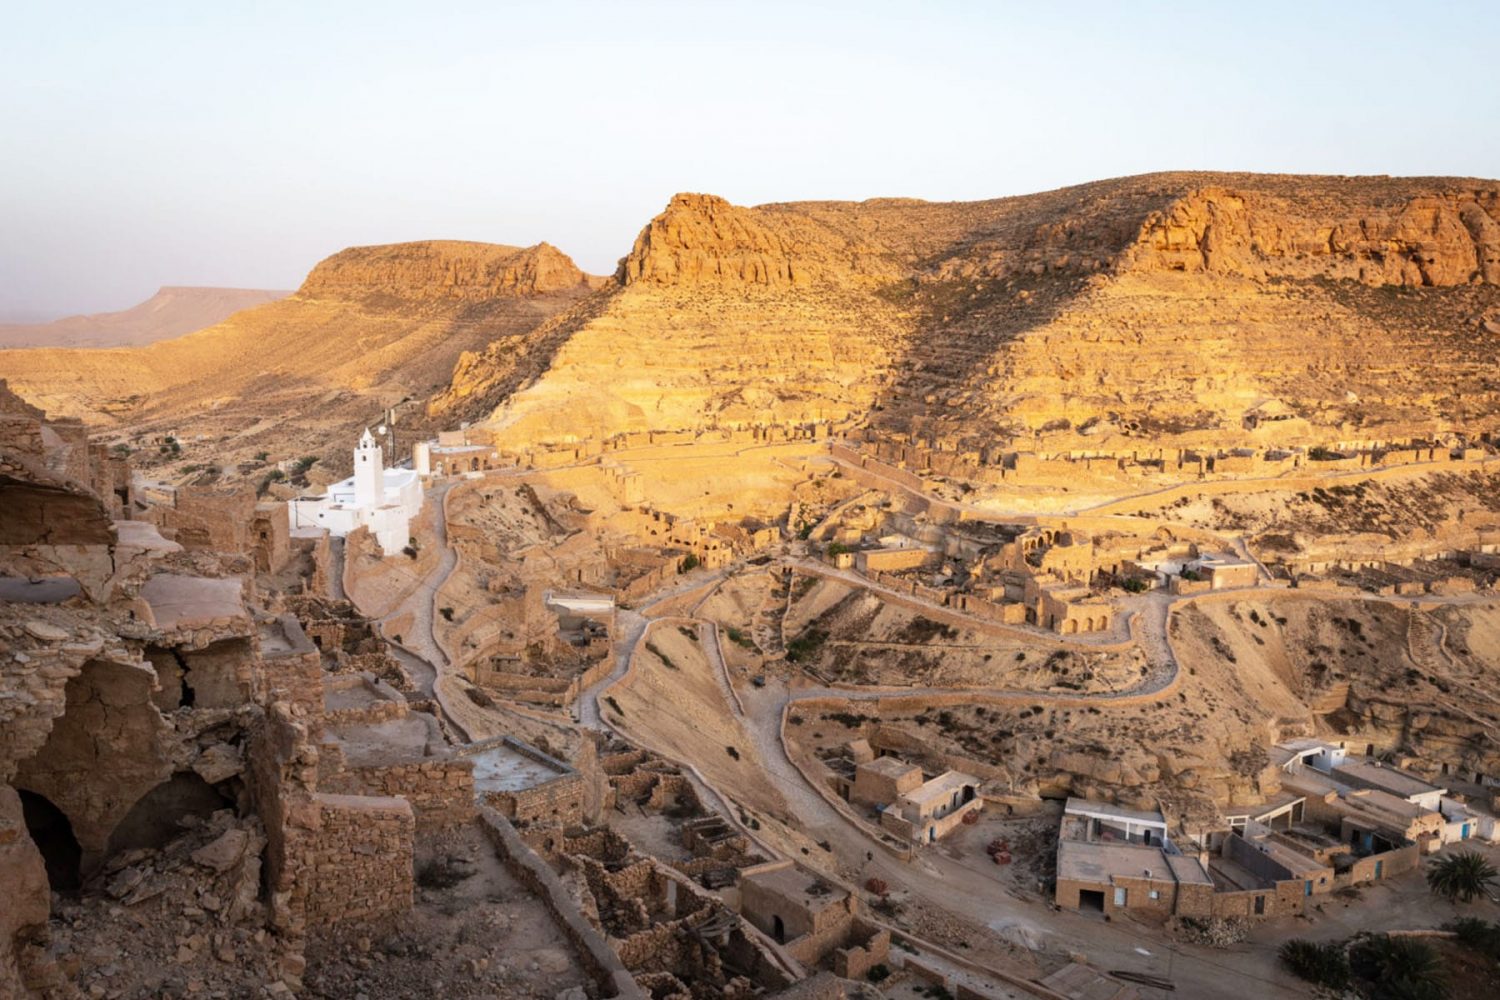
[368,448,1497,999]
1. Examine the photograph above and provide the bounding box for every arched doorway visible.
[106,772,233,857]
[772,915,785,943]
[19,789,81,893]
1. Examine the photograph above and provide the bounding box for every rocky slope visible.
[0,241,602,477]
[443,174,1500,456]
[0,286,292,349]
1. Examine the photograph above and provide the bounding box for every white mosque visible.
[289,428,424,555]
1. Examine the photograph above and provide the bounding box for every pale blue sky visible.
[2,0,1496,318]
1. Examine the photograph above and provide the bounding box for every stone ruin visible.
[0,382,465,997]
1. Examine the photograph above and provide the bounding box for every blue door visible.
[1375,860,1383,879]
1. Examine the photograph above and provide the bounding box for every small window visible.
[1148,890,1160,900]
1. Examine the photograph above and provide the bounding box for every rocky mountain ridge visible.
[447,172,1500,455]
[0,240,602,477]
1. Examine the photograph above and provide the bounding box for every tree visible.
[1427,850,1498,903]
[1349,935,1447,1000]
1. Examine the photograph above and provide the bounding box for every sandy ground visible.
[304,822,592,1000]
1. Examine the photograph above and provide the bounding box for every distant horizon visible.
[4,1,1497,318]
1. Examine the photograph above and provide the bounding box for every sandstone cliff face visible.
[457,173,1500,456]
[1126,184,1500,286]
[617,193,901,287]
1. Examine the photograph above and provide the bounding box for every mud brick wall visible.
[321,757,476,830]
[306,793,414,925]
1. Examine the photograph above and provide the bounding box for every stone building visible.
[878,770,982,844]
[289,428,423,554]
[738,862,889,979]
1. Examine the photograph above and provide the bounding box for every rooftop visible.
[1239,831,1329,877]
[139,573,248,632]
[1343,788,1430,823]
[1057,839,1211,886]
[1333,760,1446,800]
[1270,738,1341,768]
[859,756,922,780]
[1064,797,1167,828]
[1195,551,1255,567]
[466,737,574,793]
[899,770,978,807]
[744,864,850,909]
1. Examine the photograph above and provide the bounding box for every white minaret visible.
[353,427,383,508]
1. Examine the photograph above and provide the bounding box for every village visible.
[6,381,1500,1000]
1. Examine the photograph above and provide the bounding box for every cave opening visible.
[105,772,234,857]
[19,789,82,895]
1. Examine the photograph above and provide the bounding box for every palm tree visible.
[1427,850,1499,904]
[1350,935,1448,1000]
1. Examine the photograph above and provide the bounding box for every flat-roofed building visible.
[1333,760,1447,811]
[881,771,981,843]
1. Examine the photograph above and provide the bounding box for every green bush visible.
[1121,577,1148,593]
[1445,916,1500,960]
[786,628,828,663]
[725,626,757,650]
[1278,939,1349,990]
[645,642,677,670]
[679,553,700,572]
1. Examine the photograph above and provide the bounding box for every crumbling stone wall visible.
[831,920,890,980]
[252,502,292,574]
[321,757,476,831]
[13,658,173,868]
[485,772,585,827]
[255,620,323,710]
[148,485,257,555]
[477,808,645,999]
[0,786,55,999]
[246,703,319,939]
[304,793,414,925]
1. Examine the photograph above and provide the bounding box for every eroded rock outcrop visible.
[301,240,601,302]
[452,173,1500,457]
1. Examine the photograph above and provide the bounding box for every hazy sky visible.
[2,1,1497,319]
